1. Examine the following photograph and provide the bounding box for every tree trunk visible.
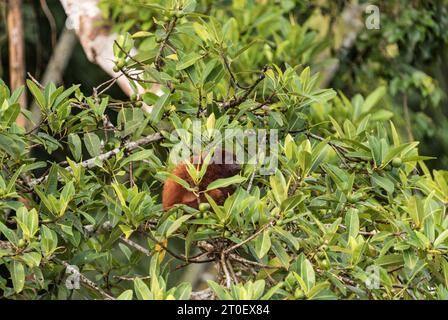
[59,0,161,103]
[7,0,27,126]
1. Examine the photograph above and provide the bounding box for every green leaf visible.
[271,239,290,269]
[362,86,386,114]
[273,227,300,251]
[117,290,134,300]
[53,84,79,109]
[281,194,305,212]
[375,254,404,266]
[372,173,394,194]
[21,252,42,268]
[270,170,288,204]
[0,221,18,244]
[255,230,271,259]
[40,225,58,257]
[345,208,359,239]
[119,224,134,239]
[207,280,230,300]
[175,283,192,300]
[157,171,193,191]
[134,278,152,300]
[434,229,448,248]
[68,133,82,161]
[193,22,210,42]
[1,103,20,126]
[176,52,202,70]
[150,93,170,123]
[204,193,227,222]
[205,175,246,191]
[120,149,154,168]
[294,254,315,292]
[381,142,419,168]
[11,261,25,293]
[166,215,192,238]
[83,133,101,157]
[27,80,46,110]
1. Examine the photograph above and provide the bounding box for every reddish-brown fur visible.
[162,149,241,211]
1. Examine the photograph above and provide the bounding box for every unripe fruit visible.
[392,157,402,168]
[224,231,231,238]
[320,259,330,269]
[113,66,120,73]
[285,210,294,218]
[116,59,125,69]
[18,239,26,248]
[294,288,305,299]
[130,94,138,101]
[135,101,143,108]
[199,203,210,212]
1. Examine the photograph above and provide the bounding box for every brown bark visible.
[7,0,27,126]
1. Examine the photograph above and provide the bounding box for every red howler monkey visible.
[162,149,241,211]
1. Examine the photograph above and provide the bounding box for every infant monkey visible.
[162,149,241,211]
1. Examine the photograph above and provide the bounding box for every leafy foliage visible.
[0,0,448,300]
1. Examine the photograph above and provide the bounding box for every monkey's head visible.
[196,148,241,178]
[209,149,241,178]
[162,148,242,211]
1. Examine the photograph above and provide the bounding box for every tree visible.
[1,0,448,300]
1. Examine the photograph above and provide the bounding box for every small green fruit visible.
[224,231,232,238]
[294,288,305,299]
[285,210,294,218]
[199,203,210,212]
[18,239,26,248]
[320,259,330,269]
[392,157,402,168]
[116,59,125,69]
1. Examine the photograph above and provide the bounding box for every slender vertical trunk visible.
[7,0,27,127]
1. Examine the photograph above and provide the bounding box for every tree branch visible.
[224,221,274,254]
[7,0,27,127]
[30,132,163,186]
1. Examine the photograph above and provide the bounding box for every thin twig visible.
[220,66,268,110]
[119,236,151,256]
[220,251,232,288]
[56,259,116,300]
[40,0,57,48]
[190,288,214,300]
[224,221,274,254]
[155,16,178,71]
[30,132,163,186]
[229,253,281,270]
